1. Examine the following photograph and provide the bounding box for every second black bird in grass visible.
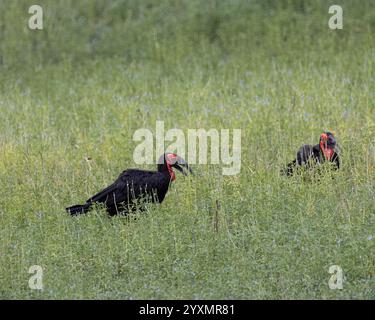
[66,153,192,216]
[283,131,340,176]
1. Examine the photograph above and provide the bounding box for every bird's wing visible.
[85,170,138,203]
[283,144,315,176]
[87,169,166,205]
[118,169,169,194]
[296,144,315,165]
[87,182,121,203]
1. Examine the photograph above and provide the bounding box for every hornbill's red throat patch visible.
[158,153,192,181]
[319,132,336,161]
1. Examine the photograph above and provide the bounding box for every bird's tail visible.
[66,203,91,215]
[281,160,296,176]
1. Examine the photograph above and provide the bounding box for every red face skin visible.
[165,153,178,181]
[319,133,334,161]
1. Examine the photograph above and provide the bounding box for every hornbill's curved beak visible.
[172,156,193,176]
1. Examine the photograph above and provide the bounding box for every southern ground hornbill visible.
[283,132,340,176]
[66,153,192,216]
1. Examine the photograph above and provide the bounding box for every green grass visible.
[0,0,374,299]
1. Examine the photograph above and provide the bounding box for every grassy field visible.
[0,0,374,299]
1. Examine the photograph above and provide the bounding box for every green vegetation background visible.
[0,0,374,299]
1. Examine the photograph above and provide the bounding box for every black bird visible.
[66,153,192,216]
[283,131,340,176]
